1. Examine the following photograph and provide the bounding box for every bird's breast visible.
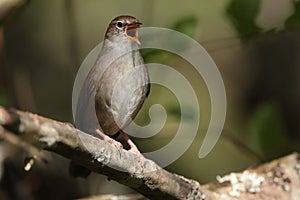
[94,48,149,135]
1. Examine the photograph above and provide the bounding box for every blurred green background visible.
[1,0,300,199]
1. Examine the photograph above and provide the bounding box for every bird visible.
[75,15,150,156]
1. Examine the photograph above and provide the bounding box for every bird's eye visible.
[117,22,123,28]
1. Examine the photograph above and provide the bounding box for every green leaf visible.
[226,0,261,40]
[172,16,198,38]
[248,103,290,160]
[0,89,8,106]
[285,1,300,30]
[141,49,170,64]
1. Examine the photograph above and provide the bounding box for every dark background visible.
[0,0,300,199]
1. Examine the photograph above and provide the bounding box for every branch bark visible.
[0,106,207,199]
[0,106,299,200]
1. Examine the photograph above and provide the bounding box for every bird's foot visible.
[96,129,123,149]
[120,131,145,166]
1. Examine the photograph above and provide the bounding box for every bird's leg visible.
[119,131,141,155]
[96,129,123,149]
[120,131,145,163]
[120,131,145,166]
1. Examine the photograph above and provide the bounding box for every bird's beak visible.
[125,22,142,45]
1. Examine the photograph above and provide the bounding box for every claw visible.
[96,129,123,149]
[120,131,145,166]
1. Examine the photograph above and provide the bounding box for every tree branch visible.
[0,105,299,200]
[0,106,207,200]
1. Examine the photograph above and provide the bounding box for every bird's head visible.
[105,15,142,45]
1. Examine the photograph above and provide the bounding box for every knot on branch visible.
[94,147,111,165]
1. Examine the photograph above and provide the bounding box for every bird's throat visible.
[125,26,140,45]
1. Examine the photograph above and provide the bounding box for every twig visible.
[0,106,299,200]
[78,194,146,200]
[0,126,48,170]
[0,106,207,200]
